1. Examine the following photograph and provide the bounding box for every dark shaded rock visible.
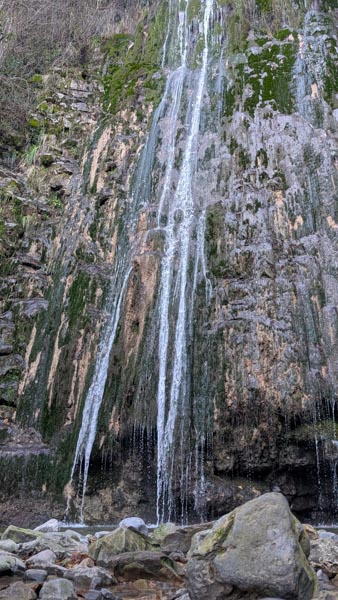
[0,355,24,377]
[24,568,48,582]
[151,522,213,554]
[16,299,49,318]
[100,550,183,582]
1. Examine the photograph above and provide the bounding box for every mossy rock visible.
[89,526,154,565]
[149,523,178,545]
[2,525,43,544]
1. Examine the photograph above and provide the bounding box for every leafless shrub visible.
[0,0,146,159]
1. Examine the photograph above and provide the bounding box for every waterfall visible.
[67,0,214,523]
[156,0,214,524]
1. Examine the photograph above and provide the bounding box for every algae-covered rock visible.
[2,525,42,544]
[89,526,153,564]
[150,523,178,545]
[187,492,316,600]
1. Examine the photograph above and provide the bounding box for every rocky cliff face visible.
[0,0,337,526]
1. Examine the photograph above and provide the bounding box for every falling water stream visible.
[156,0,214,523]
[67,0,214,523]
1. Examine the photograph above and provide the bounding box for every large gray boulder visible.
[186,492,316,600]
[26,548,57,569]
[0,539,19,553]
[64,565,115,588]
[119,517,148,536]
[34,518,59,533]
[39,578,77,600]
[0,550,26,575]
[89,526,152,563]
[0,582,37,599]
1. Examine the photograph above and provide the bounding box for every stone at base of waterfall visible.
[310,538,338,577]
[150,522,214,554]
[186,492,316,600]
[0,581,37,599]
[64,564,116,588]
[100,550,183,582]
[1,525,43,544]
[24,568,48,582]
[85,591,120,600]
[0,550,26,574]
[119,517,148,536]
[0,539,19,553]
[25,548,57,568]
[39,578,77,600]
[89,526,152,563]
[34,518,59,533]
[21,531,88,559]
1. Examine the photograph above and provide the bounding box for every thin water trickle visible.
[66,265,131,522]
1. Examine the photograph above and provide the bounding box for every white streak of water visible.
[67,265,132,522]
[156,0,214,523]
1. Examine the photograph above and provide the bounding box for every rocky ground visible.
[0,493,338,600]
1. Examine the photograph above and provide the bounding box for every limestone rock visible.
[1,525,42,544]
[24,568,48,582]
[64,565,115,588]
[310,538,338,577]
[100,550,183,582]
[0,582,37,599]
[34,518,59,533]
[39,578,77,600]
[186,492,316,600]
[89,526,152,563]
[0,539,19,553]
[119,517,148,536]
[151,522,213,554]
[22,532,88,559]
[26,548,56,568]
[0,550,26,574]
